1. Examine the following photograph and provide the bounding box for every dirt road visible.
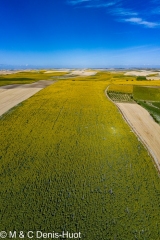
[0,80,55,116]
[116,103,160,171]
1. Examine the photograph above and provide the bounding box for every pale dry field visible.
[124,71,160,77]
[67,70,97,76]
[116,103,160,171]
[0,80,54,116]
[0,70,21,75]
[146,76,160,80]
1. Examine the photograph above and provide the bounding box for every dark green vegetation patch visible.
[136,76,147,81]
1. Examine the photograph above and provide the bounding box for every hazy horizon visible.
[1,63,160,70]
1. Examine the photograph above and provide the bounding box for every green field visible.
[133,86,160,101]
[1,76,160,239]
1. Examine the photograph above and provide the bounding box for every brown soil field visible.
[0,80,55,116]
[116,103,160,171]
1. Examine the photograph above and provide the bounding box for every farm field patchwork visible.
[133,86,160,124]
[0,77,160,239]
[107,83,160,168]
[0,80,55,116]
[116,102,160,169]
[107,92,134,103]
[136,100,160,124]
[133,86,160,101]
[108,84,160,123]
[0,70,67,86]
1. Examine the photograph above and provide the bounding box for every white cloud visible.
[67,0,160,28]
[84,2,117,8]
[68,0,119,7]
[68,0,91,5]
[109,7,138,16]
[125,17,159,28]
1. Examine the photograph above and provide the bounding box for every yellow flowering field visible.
[0,77,160,239]
[108,84,133,93]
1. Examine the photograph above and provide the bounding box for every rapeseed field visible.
[108,84,133,93]
[0,77,160,239]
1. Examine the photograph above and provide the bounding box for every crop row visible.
[108,92,134,103]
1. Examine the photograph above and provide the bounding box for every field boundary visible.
[0,80,56,117]
[105,86,160,173]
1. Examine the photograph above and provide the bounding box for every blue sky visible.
[0,0,160,68]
